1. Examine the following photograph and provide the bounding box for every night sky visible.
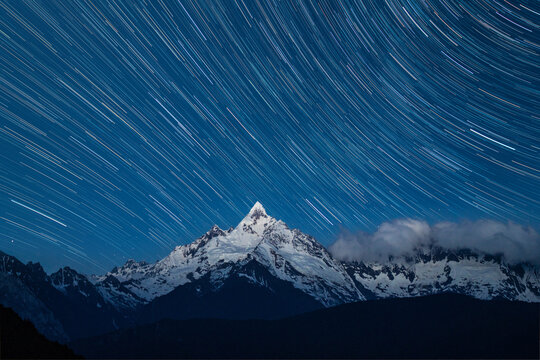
[0,0,538,274]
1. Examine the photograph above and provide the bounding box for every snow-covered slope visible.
[97,202,360,307]
[251,219,360,305]
[344,248,540,302]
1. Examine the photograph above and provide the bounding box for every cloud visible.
[329,219,540,265]
[329,219,430,262]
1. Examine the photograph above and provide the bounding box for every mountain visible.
[50,266,111,312]
[0,251,126,342]
[96,202,361,314]
[70,293,540,359]
[91,272,145,311]
[344,247,540,301]
[0,304,82,359]
[1,202,539,343]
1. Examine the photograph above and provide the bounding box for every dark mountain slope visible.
[0,304,81,359]
[71,293,539,359]
[137,258,323,324]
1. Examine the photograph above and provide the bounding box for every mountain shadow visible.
[137,258,323,324]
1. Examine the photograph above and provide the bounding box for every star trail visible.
[0,0,538,273]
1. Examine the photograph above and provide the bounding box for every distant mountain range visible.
[1,202,539,343]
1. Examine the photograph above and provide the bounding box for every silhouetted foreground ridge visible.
[71,293,539,359]
[0,304,81,359]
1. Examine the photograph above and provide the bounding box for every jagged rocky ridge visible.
[344,248,540,301]
[1,202,539,342]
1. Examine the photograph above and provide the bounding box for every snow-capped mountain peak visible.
[236,202,274,236]
[247,201,267,219]
[95,202,359,306]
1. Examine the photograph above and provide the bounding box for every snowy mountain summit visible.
[94,202,540,311]
[96,202,360,309]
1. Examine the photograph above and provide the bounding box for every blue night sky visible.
[0,0,538,274]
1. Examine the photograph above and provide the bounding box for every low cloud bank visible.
[328,219,540,265]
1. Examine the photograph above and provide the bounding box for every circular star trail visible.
[0,0,538,273]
